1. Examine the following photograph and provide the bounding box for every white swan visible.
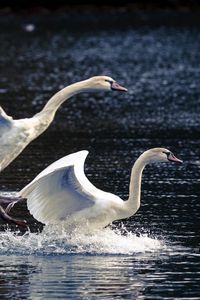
[20,148,182,231]
[0,75,127,226]
[0,76,127,172]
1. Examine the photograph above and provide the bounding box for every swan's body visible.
[0,76,127,226]
[0,76,127,171]
[20,148,182,231]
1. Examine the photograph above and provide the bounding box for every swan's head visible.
[86,76,128,92]
[143,148,183,164]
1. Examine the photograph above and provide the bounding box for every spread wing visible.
[20,151,108,225]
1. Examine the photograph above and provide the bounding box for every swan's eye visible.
[162,151,171,157]
[105,79,113,84]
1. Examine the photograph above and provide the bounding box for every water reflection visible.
[0,249,199,300]
[28,255,147,299]
[0,255,147,299]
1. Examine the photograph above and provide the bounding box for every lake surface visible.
[0,11,199,299]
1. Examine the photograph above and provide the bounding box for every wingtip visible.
[82,150,89,156]
[75,150,89,164]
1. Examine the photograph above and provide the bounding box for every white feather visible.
[20,151,121,225]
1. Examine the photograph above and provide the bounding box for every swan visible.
[19,148,182,231]
[0,76,127,172]
[0,76,127,226]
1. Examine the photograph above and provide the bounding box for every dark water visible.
[0,12,200,299]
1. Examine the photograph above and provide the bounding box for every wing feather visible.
[20,150,120,225]
[20,151,96,224]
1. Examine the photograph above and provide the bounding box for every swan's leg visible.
[0,195,26,206]
[5,202,16,213]
[0,195,26,212]
[3,196,26,213]
[0,205,28,227]
[0,196,27,227]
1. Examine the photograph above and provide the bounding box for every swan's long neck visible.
[39,79,91,117]
[30,78,94,136]
[124,153,148,217]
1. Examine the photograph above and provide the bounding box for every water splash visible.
[0,225,165,256]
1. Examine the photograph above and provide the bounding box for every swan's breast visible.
[0,120,33,170]
[68,196,125,229]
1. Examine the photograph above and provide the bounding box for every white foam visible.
[0,224,165,256]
